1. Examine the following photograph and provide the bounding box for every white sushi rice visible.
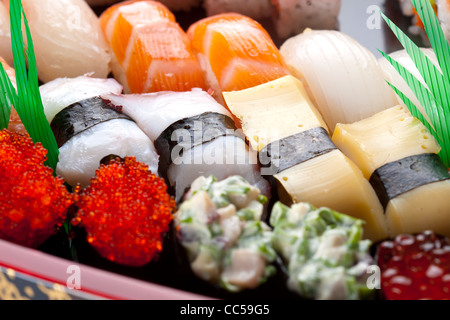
[57,118,159,188]
[168,135,270,201]
[40,75,123,123]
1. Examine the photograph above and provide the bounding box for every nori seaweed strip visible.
[259,127,337,176]
[369,153,450,210]
[50,96,131,148]
[154,112,242,177]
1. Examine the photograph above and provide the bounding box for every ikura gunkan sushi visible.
[223,75,388,242]
[102,89,270,202]
[39,76,159,188]
[377,231,450,300]
[174,175,276,292]
[99,0,207,94]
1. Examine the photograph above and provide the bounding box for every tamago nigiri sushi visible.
[187,13,290,104]
[223,75,389,242]
[99,0,207,94]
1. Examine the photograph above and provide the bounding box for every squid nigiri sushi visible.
[187,13,290,104]
[102,89,270,202]
[39,75,124,123]
[5,0,112,83]
[280,29,398,132]
[99,0,207,94]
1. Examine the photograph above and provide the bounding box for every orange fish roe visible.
[0,129,73,248]
[75,157,176,267]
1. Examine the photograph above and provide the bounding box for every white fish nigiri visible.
[40,75,123,123]
[42,76,157,188]
[167,135,268,201]
[102,89,230,141]
[57,118,159,188]
[17,0,111,83]
[280,29,398,131]
[102,89,270,201]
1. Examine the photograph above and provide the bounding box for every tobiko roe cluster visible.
[74,157,176,267]
[0,129,73,248]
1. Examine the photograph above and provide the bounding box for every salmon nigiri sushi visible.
[100,0,207,94]
[187,13,290,103]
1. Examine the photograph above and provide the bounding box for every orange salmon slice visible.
[100,0,176,65]
[126,22,207,93]
[100,0,205,93]
[188,13,290,91]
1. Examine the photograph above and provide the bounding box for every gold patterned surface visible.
[0,266,103,300]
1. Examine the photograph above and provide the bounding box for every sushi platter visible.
[1,0,450,301]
